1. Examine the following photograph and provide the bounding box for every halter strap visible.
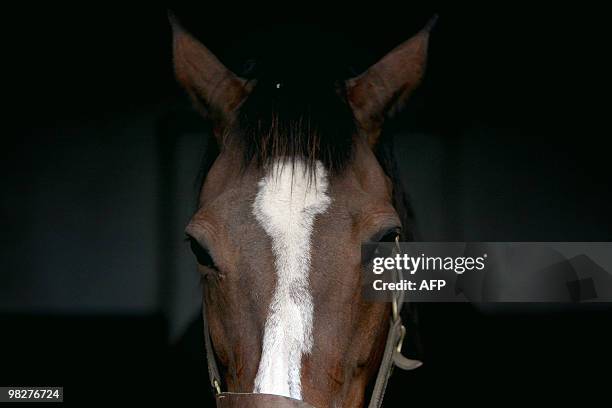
[216,392,315,407]
[202,235,421,407]
[203,299,222,395]
[366,236,422,408]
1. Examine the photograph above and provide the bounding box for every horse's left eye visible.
[377,227,401,243]
[187,237,217,270]
[362,227,401,265]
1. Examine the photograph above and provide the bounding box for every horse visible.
[170,14,435,407]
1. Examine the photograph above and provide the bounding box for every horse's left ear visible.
[346,16,437,146]
[169,13,252,131]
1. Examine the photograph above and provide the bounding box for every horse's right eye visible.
[188,237,217,270]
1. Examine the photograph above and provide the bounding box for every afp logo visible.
[419,280,446,291]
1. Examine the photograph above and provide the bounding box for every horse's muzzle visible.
[216,392,316,408]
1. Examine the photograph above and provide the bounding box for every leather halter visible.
[202,236,421,407]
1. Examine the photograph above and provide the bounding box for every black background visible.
[2,2,611,406]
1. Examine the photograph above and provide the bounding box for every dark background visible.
[2,2,611,406]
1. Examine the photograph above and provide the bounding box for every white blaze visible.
[252,159,331,400]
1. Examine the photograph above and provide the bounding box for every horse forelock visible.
[223,74,357,176]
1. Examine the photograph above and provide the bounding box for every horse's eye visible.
[362,227,401,265]
[378,227,401,243]
[187,236,217,270]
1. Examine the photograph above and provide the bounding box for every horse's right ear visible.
[169,13,252,130]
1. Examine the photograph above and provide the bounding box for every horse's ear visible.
[170,13,252,130]
[346,16,437,146]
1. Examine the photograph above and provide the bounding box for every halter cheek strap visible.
[202,236,422,407]
[202,299,222,396]
[366,235,422,408]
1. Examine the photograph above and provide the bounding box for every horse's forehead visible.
[206,159,338,231]
[199,152,391,240]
